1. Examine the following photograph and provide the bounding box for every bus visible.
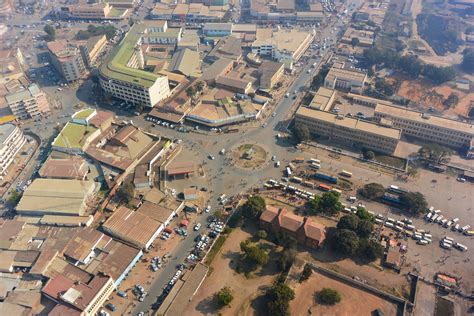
[388,185,408,194]
[288,163,296,170]
[291,176,303,183]
[310,162,321,170]
[293,157,305,163]
[318,184,332,191]
[309,158,321,164]
[339,170,353,178]
[302,181,314,188]
[286,167,292,177]
[331,188,342,195]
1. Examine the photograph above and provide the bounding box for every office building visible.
[0,123,26,175]
[295,107,401,154]
[258,61,284,90]
[47,41,87,82]
[309,87,336,111]
[5,84,50,119]
[57,2,128,20]
[374,104,474,149]
[79,35,108,69]
[324,63,367,93]
[202,23,233,37]
[99,21,177,107]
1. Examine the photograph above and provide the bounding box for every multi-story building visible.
[0,123,26,175]
[0,0,13,17]
[47,41,87,82]
[258,61,284,90]
[251,28,314,69]
[57,2,128,20]
[295,107,401,154]
[374,103,474,150]
[99,21,177,107]
[79,35,108,69]
[324,62,367,93]
[202,23,233,37]
[5,84,50,119]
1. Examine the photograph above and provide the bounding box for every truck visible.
[313,171,338,184]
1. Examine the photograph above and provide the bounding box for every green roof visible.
[108,7,127,18]
[53,122,98,149]
[73,108,95,120]
[99,22,181,88]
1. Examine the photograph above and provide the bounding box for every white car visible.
[208,154,215,160]
[205,205,211,213]
[194,223,202,231]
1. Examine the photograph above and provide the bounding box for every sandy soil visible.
[184,226,279,315]
[231,143,269,170]
[290,270,399,316]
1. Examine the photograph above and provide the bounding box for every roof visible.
[276,0,295,10]
[72,108,95,120]
[183,187,198,199]
[103,206,163,248]
[310,87,336,110]
[0,123,16,144]
[88,110,114,128]
[168,48,201,77]
[216,75,251,90]
[375,103,474,136]
[16,179,96,216]
[0,219,26,250]
[0,302,32,316]
[167,162,194,175]
[260,205,280,223]
[385,249,401,267]
[203,23,232,32]
[52,122,98,149]
[165,263,209,315]
[63,228,111,263]
[38,157,88,179]
[201,58,234,82]
[253,29,311,55]
[99,22,170,88]
[42,275,75,300]
[303,218,325,242]
[5,84,42,104]
[347,92,393,106]
[40,257,93,283]
[259,61,284,76]
[106,125,153,159]
[0,250,15,271]
[325,66,367,84]
[136,201,175,224]
[296,107,402,140]
[232,24,257,33]
[278,210,302,232]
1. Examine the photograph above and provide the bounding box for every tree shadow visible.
[249,287,271,316]
[194,295,219,315]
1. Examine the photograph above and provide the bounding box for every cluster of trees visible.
[462,48,474,74]
[310,64,331,90]
[44,24,56,41]
[358,183,385,200]
[362,48,456,84]
[240,239,269,267]
[316,288,341,305]
[293,124,311,143]
[241,195,266,220]
[333,210,383,261]
[417,143,453,165]
[215,286,234,307]
[307,191,343,216]
[117,182,135,204]
[277,240,297,271]
[266,284,295,316]
[7,190,22,206]
[416,14,460,56]
[185,82,206,101]
[300,263,313,282]
[75,24,117,40]
[399,191,428,215]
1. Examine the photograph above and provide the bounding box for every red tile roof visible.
[278,210,302,232]
[260,205,280,224]
[42,275,74,300]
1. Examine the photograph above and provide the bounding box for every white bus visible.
[340,170,353,178]
[309,158,321,164]
[286,167,292,177]
[292,176,303,183]
[310,162,321,170]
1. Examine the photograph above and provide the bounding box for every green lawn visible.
[374,154,406,169]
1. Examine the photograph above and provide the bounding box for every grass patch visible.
[373,154,406,169]
[205,235,228,266]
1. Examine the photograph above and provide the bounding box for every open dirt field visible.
[183,226,279,315]
[290,270,399,316]
[231,143,269,170]
[397,80,473,117]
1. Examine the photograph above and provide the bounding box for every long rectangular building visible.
[295,107,401,154]
[374,104,474,149]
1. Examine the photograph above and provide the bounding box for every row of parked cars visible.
[145,116,176,129]
[425,208,471,235]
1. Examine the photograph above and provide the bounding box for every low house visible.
[259,206,326,249]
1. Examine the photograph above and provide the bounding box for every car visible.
[194,223,202,231]
[208,154,215,160]
[105,303,116,312]
[272,112,277,117]
[205,205,211,213]
[118,291,127,298]
[262,123,268,128]
[457,177,466,182]
[271,155,277,161]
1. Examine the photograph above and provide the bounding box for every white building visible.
[47,41,87,82]
[5,84,50,119]
[0,123,26,175]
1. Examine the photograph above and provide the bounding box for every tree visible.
[358,183,385,200]
[300,263,313,282]
[266,284,295,316]
[44,24,56,41]
[317,288,341,305]
[293,124,310,143]
[195,81,205,93]
[399,191,427,214]
[256,229,267,239]
[332,229,359,255]
[357,239,383,261]
[461,48,474,73]
[417,144,453,164]
[318,191,343,216]
[185,86,196,100]
[337,214,360,231]
[306,195,320,215]
[351,37,360,48]
[277,247,297,271]
[443,93,459,109]
[363,150,375,160]
[422,64,456,84]
[117,182,135,204]
[215,287,233,307]
[356,220,373,238]
[241,195,266,219]
[7,190,21,206]
[240,240,269,266]
[356,207,374,222]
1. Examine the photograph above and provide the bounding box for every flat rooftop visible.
[375,103,474,135]
[52,122,98,149]
[326,66,367,83]
[296,107,401,139]
[310,87,336,110]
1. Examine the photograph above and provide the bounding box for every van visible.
[384,222,394,228]
[440,242,452,249]
[396,220,404,227]
[347,196,357,203]
[444,220,452,228]
[423,233,432,239]
[452,224,460,231]
[417,240,428,245]
[413,233,422,240]
[425,213,433,221]
[406,224,415,231]
[394,225,404,232]
[434,209,441,214]
[386,217,395,223]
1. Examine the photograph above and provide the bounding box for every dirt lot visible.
[290,270,399,316]
[231,143,269,170]
[396,80,473,117]
[183,226,279,315]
